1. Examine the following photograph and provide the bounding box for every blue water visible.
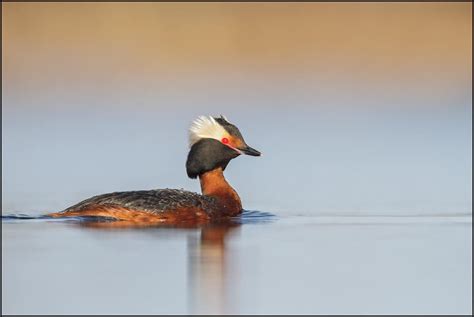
[2,106,471,314]
[2,108,472,314]
[2,210,471,314]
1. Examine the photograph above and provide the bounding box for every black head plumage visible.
[186,115,261,178]
[186,138,240,179]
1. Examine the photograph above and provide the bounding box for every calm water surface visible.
[2,212,471,314]
[2,110,471,314]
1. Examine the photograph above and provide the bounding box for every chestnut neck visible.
[198,167,242,216]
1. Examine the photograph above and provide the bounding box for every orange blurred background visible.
[3,2,471,110]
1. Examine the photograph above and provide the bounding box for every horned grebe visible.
[48,115,261,223]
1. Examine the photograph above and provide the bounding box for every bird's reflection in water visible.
[187,221,239,315]
[77,217,240,315]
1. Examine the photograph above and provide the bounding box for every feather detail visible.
[189,115,228,147]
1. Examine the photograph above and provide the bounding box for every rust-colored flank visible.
[47,167,242,225]
[48,205,211,224]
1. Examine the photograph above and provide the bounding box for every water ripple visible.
[2,210,277,225]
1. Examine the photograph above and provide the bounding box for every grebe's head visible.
[186,115,261,178]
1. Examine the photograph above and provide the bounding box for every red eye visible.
[221,137,229,144]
